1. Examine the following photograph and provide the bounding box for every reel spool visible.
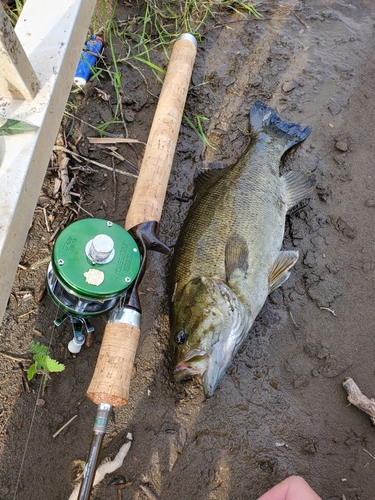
[47,218,140,353]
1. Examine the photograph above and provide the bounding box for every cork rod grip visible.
[125,35,197,231]
[86,322,140,407]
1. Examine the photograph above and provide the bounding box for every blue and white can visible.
[74,35,104,87]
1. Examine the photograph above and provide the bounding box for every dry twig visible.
[53,415,78,438]
[343,377,375,426]
[54,145,138,178]
[363,448,375,461]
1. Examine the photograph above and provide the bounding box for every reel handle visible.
[87,318,140,406]
[125,33,197,231]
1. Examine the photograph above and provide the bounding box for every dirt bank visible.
[1,1,375,499]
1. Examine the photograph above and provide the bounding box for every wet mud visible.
[1,1,375,499]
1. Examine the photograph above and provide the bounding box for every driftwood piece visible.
[343,377,375,426]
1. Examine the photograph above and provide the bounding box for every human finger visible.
[257,475,322,500]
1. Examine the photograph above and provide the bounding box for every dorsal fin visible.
[194,166,225,195]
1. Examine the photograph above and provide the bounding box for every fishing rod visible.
[58,33,197,499]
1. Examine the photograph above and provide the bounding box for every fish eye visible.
[175,330,187,345]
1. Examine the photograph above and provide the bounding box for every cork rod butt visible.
[125,34,197,231]
[87,321,141,406]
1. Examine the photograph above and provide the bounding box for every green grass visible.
[71,0,261,140]
[3,0,26,25]
[184,114,217,150]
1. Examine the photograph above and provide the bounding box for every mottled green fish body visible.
[170,101,314,397]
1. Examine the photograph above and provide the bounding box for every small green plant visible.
[184,114,217,149]
[3,0,26,25]
[27,341,65,395]
[0,118,38,136]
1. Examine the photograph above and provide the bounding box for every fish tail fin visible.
[250,101,311,151]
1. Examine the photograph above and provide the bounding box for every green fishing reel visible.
[47,218,140,352]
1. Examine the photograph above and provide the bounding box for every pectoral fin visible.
[225,234,249,286]
[269,250,299,293]
[281,170,315,210]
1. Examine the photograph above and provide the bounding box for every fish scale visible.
[170,101,314,398]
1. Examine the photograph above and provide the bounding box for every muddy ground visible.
[1,0,375,499]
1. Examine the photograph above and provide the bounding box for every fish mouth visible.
[173,349,208,381]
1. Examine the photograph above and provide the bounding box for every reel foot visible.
[54,314,95,354]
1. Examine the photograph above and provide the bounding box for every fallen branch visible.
[68,432,133,500]
[75,202,94,218]
[343,377,375,426]
[54,145,138,179]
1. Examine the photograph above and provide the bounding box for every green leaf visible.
[27,364,37,381]
[0,119,38,136]
[28,341,49,357]
[34,353,47,370]
[44,356,65,373]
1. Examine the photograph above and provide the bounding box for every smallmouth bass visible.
[170,101,314,397]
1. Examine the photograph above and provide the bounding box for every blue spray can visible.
[74,35,104,86]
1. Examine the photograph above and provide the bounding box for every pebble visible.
[302,441,318,454]
[282,80,296,92]
[335,140,348,152]
[365,199,375,207]
[321,10,340,20]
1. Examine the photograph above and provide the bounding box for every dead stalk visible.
[53,415,78,438]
